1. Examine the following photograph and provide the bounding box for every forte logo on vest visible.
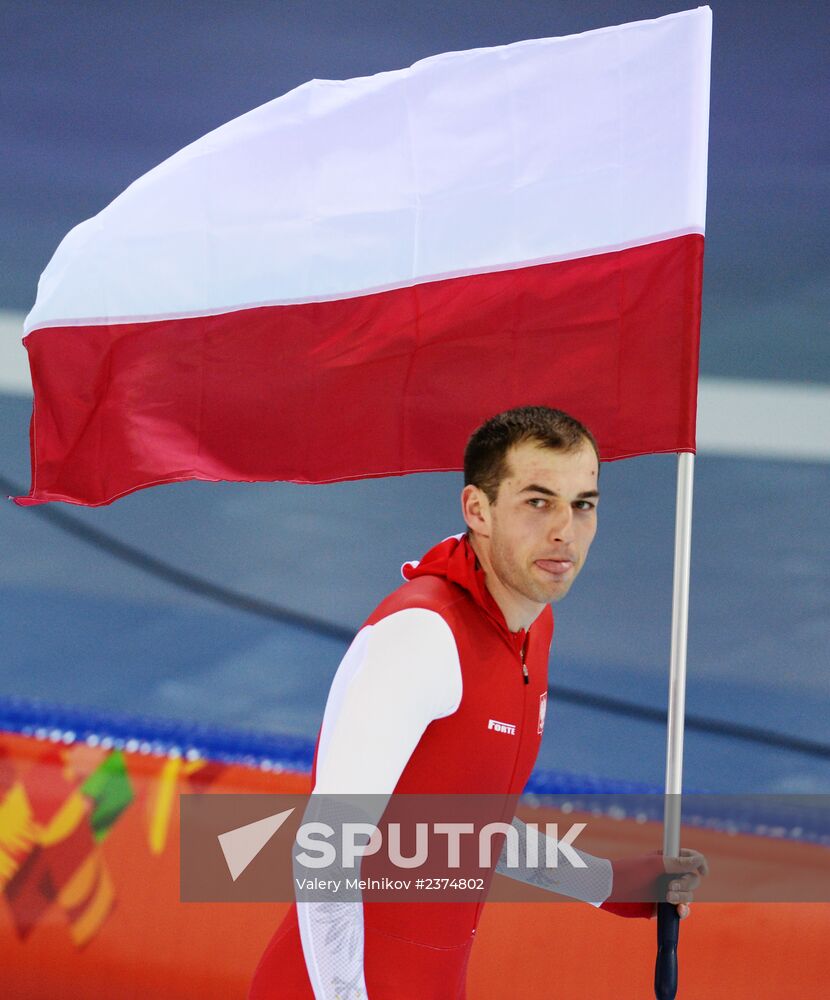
[487,718,517,736]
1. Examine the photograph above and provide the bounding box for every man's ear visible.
[461,484,491,536]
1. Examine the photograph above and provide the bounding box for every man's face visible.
[476,439,599,608]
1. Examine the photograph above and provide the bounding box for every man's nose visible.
[548,502,575,543]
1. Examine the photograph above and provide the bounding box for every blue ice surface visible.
[1,394,828,794]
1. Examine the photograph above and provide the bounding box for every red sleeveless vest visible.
[250,535,553,999]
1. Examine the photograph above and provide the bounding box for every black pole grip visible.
[654,902,680,999]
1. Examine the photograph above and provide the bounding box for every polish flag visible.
[17,7,711,506]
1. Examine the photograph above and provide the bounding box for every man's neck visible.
[467,532,545,633]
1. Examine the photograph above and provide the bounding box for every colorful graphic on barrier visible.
[0,705,828,1000]
[0,722,241,951]
[1,744,116,945]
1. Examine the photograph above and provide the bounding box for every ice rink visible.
[1,0,827,797]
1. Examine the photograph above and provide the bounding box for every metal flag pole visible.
[655,451,695,1000]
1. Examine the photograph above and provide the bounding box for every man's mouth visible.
[535,559,574,577]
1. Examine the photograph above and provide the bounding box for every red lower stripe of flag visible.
[19,234,702,507]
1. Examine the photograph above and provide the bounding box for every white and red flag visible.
[17,7,711,506]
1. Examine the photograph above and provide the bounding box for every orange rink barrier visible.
[1,731,827,998]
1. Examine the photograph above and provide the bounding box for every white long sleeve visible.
[495,817,613,906]
[296,608,462,1000]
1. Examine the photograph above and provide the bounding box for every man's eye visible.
[527,498,547,509]
[574,500,596,511]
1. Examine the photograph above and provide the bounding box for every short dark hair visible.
[464,405,599,503]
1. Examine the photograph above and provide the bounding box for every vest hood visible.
[402,533,520,640]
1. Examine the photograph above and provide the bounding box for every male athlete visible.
[250,406,706,999]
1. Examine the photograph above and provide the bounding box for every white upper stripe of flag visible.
[25,7,711,334]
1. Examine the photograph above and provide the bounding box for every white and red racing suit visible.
[249,534,657,999]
